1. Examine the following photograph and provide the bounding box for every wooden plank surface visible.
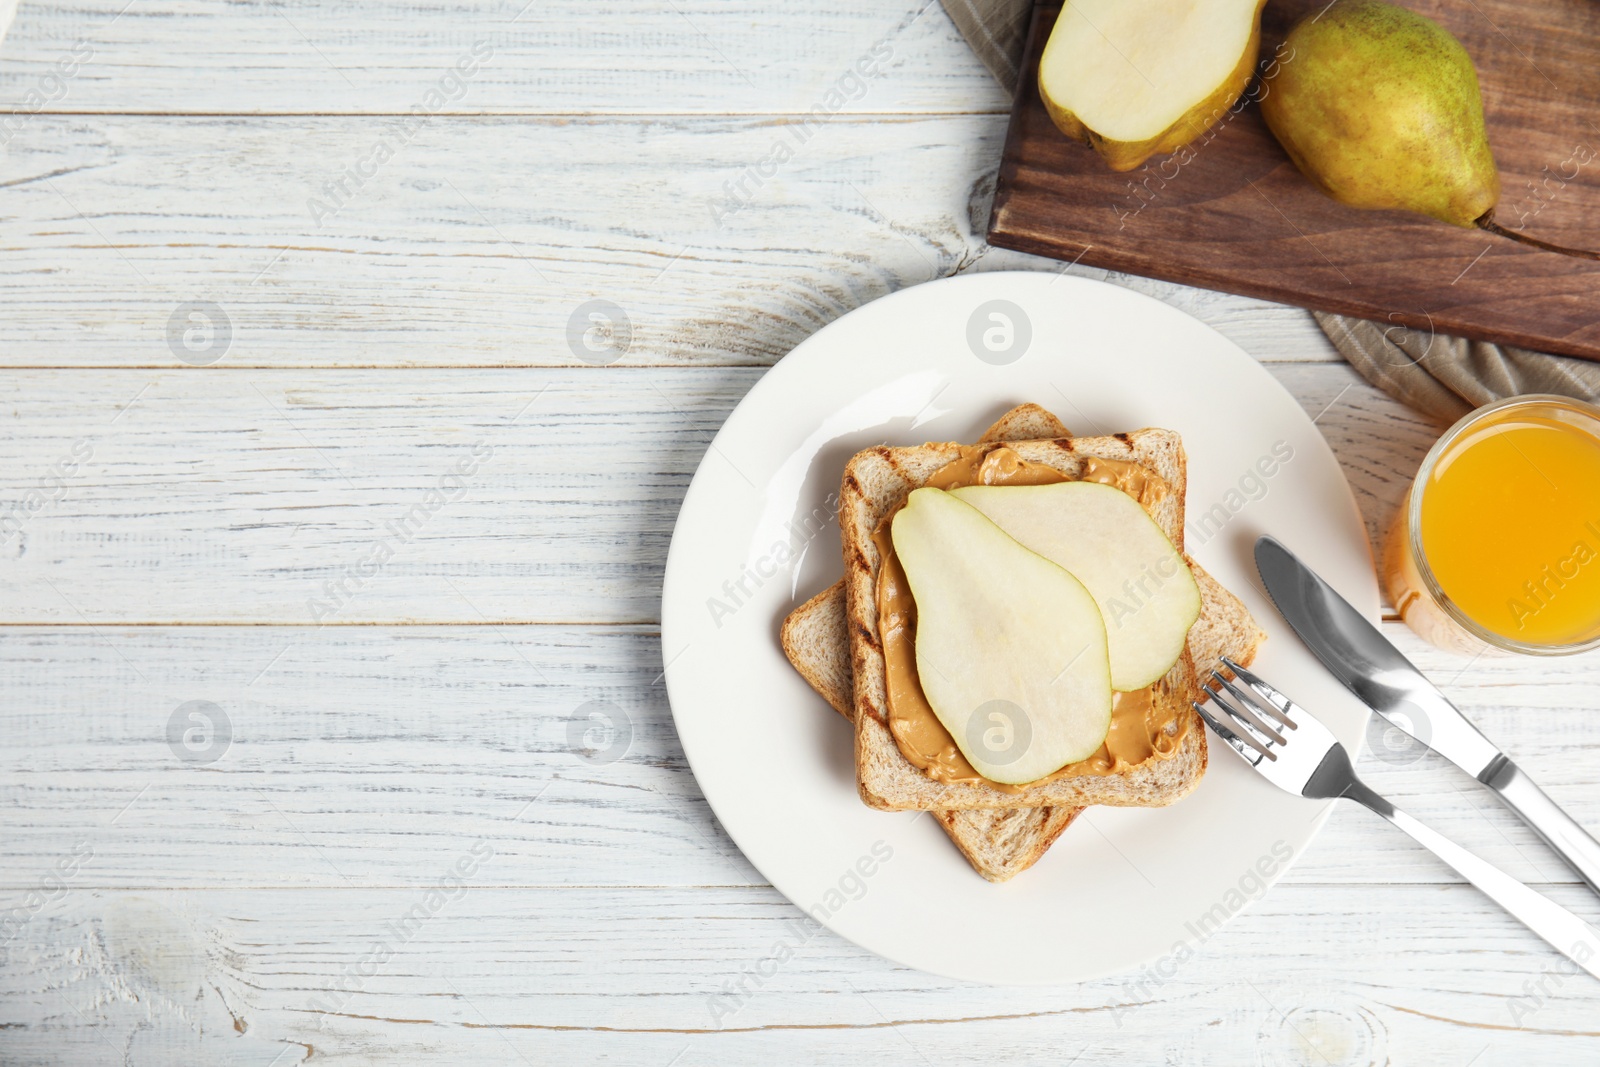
[0,114,1338,368]
[0,363,1428,623]
[990,0,1600,360]
[0,0,1006,114]
[1,622,1597,892]
[4,885,1598,1065]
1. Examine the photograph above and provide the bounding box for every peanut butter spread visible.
[872,443,1191,793]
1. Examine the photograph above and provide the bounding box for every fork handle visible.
[1345,781,1600,982]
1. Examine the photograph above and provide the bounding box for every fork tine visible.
[1208,672,1288,746]
[1221,658,1297,729]
[1191,700,1273,763]
[1196,690,1278,761]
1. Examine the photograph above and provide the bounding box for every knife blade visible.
[1254,534,1600,897]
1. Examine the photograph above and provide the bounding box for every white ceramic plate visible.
[661,272,1378,984]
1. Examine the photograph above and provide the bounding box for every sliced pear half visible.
[1038,0,1267,171]
[953,481,1200,691]
[892,488,1112,785]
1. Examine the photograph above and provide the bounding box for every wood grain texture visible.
[0,0,1007,115]
[3,885,1598,1065]
[990,1,1600,360]
[0,364,1422,623]
[1,621,1597,893]
[0,114,1339,368]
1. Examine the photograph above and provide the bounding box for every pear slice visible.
[1038,0,1267,172]
[952,482,1200,691]
[892,488,1112,785]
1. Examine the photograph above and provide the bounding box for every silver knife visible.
[1254,534,1600,896]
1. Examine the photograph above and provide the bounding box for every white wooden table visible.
[2,2,1598,1062]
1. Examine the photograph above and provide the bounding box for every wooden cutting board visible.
[988,0,1600,360]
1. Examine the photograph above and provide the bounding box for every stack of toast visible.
[782,403,1264,881]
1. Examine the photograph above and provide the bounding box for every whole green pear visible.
[1261,0,1500,227]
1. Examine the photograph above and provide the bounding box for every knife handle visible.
[1483,758,1600,898]
[1347,783,1600,982]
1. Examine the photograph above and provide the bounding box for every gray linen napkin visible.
[946,0,1600,422]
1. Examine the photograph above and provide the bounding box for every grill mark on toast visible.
[852,618,881,652]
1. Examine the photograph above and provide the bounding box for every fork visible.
[1197,657,1600,981]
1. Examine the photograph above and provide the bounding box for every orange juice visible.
[1387,396,1600,653]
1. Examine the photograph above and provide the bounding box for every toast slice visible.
[782,404,1263,875]
[844,429,1219,811]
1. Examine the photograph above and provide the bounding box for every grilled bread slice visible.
[843,428,1228,810]
[781,405,1263,875]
